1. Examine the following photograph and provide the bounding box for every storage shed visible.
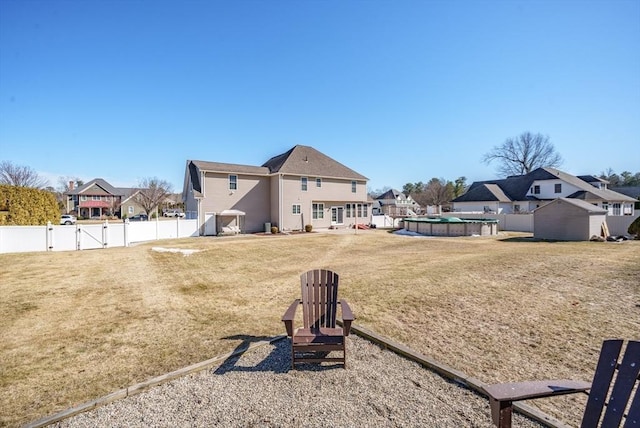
[534,198,607,241]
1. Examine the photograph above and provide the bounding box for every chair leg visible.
[343,342,347,369]
[291,340,295,370]
[489,397,513,428]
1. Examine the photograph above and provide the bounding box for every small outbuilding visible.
[534,198,608,241]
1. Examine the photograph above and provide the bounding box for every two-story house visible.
[64,178,147,219]
[373,189,421,216]
[183,145,369,235]
[452,167,636,216]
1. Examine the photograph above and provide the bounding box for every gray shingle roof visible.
[453,168,635,203]
[65,178,121,196]
[262,145,367,180]
[537,197,608,213]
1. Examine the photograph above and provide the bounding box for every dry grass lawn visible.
[1,230,639,427]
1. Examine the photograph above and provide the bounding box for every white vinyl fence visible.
[0,219,199,254]
[453,212,639,236]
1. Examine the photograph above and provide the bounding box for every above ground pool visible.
[401,217,499,236]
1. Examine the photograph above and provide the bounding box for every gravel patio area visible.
[51,335,543,427]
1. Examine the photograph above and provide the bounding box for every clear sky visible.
[1,0,639,194]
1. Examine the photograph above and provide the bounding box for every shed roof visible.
[536,198,608,214]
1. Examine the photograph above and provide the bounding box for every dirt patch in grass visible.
[1,231,638,427]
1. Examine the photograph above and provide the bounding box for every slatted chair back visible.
[300,269,339,331]
[581,339,640,428]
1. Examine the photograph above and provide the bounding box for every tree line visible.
[371,131,639,207]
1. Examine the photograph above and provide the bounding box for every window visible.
[312,203,324,219]
[128,206,134,214]
[623,204,633,215]
[316,178,322,188]
[514,204,521,213]
[229,175,237,191]
[301,177,308,191]
[92,195,100,201]
[554,183,562,193]
[292,204,301,215]
[345,203,354,218]
[81,195,87,201]
[346,203,367,217]
[533,185,540,195]
[351,181,357,193]
[612,203,621,216]
[602,202,609,212]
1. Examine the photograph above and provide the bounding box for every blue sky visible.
[1,0,639,194]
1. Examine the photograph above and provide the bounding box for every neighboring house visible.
[610,186,640,208]
[64,178,147,218]
[65,179,122,218]
[534,198,608,241]
[119,189,148,218]
[373,189,421,216]
[183,145,369,235]
[452,167,636,216]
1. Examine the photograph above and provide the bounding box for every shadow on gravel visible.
[214,334,344,375]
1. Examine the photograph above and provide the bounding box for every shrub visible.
[305,224,313,232]
[271,226,278,234]
[0,184,59,225]
[628,216,640,239]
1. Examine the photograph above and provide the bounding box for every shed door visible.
[204,213,216,236]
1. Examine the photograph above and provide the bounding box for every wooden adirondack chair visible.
[483,339,640,428]
[281,269,355,369]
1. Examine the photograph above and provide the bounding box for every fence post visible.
[123,218,129,247]
[76,224,81,251]
[46,221,54,251]
[102,220,108,248]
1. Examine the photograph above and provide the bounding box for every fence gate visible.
[76,224,108,250]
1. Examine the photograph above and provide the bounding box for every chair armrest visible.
[339,300,355,336]
[483,379,590,427]
[484,379,591,401]
[281,299,301,337]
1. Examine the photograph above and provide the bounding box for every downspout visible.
[200,170,205,235]
[279,174,283,230]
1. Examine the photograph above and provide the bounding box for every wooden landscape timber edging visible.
[344,322,572,428]
[26,325,570,428]
[25,335,287,428]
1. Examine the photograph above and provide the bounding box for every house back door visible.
[331,206,344,225]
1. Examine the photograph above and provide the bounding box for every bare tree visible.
[482,132,563,177]
[422,178,454,213]
[132,177,173,216]
[0,161,49,188]
[57,176,83,192]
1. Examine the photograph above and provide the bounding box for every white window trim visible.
[229,174,238,191]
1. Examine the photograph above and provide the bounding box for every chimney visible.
[69,181,74,190]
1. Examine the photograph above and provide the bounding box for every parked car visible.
[128,214,149,221]
[60,215,77,225]
[163,209,185,218]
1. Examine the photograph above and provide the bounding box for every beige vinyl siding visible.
[200,172,271,233]
[534,199,606,241]
[279,175,367,231]
[269,175,281,229]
